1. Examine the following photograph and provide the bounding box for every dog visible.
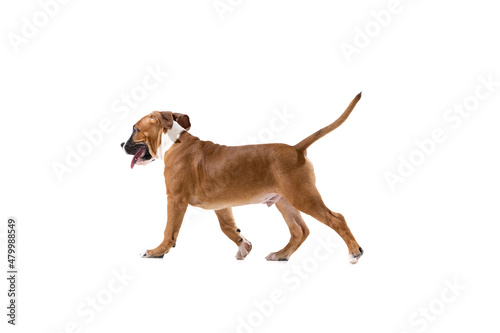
[122,93,363,263]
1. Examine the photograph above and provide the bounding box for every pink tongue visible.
[130,146,146,169]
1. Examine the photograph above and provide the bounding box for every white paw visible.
[265,252,289,261]
[348,254,359,264]
[139,250,164,258]
[236,239,252,260]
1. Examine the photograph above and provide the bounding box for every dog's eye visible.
[133,128,139,133]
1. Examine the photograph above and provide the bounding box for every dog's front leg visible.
[142,198,188,258]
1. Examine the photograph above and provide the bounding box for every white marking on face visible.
[156,121,186,160]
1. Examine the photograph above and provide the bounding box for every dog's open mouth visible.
[131,146,146,169]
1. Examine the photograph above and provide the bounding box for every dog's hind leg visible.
[215,208,252,260]
[288,187,363,264]
[266,197,310,261]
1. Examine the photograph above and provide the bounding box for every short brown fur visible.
[130,93,363,262]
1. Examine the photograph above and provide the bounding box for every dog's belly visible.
[188,193,282,210]
[248,193,283,207]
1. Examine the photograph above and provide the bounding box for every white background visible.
[1,1,500,332]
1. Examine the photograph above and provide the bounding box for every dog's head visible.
[121,111,191,169]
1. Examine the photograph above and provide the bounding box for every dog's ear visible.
[151,111,173,132]
[172,113,191,130]
[151,111,191,131]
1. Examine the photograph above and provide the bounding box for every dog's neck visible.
[157,121,185,160]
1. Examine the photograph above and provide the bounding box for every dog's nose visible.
[121,142,125,148]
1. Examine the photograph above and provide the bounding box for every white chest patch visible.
[156,121,185,160]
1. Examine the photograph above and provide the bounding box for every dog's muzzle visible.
[122,140,154,169]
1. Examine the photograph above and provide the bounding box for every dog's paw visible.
[140,250,165,259]
[235,239,252,260]
[265,252,289,261]
[348,247,364,264]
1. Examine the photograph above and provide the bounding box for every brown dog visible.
[122,93,363,263]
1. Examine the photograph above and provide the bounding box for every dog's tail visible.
[294,92,362,152]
